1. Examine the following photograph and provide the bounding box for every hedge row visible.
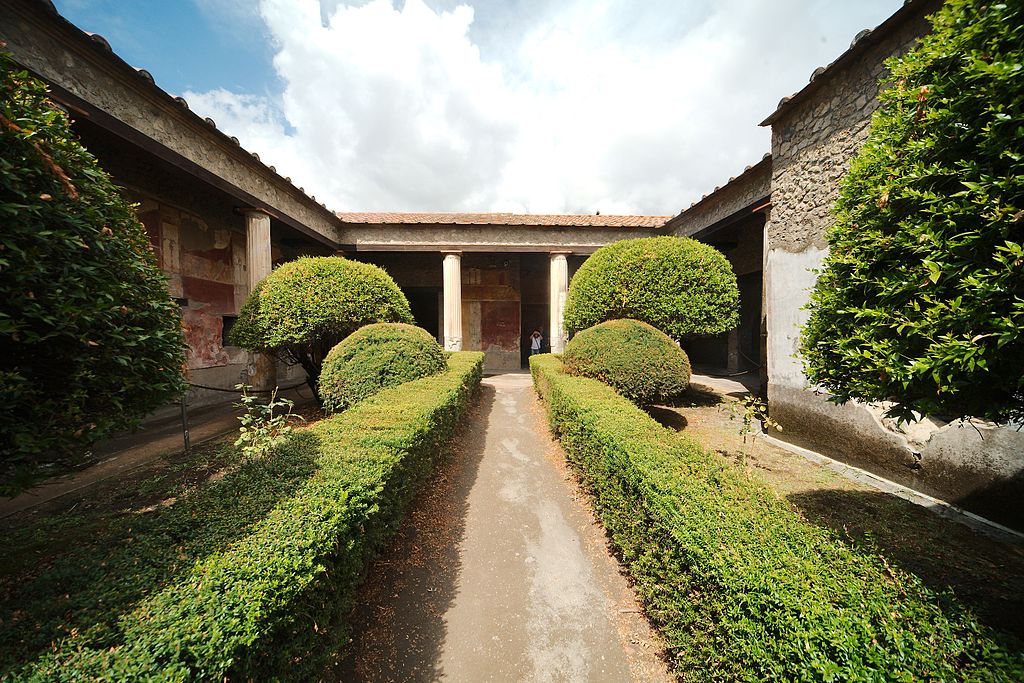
[529,354,1022,681]
[13,351,484,681]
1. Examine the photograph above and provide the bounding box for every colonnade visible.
[440,251,571,354]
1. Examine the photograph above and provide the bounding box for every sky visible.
[53,0,904,215]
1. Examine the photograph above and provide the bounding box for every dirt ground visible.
[650,383,1024,640]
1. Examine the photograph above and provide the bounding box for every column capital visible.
[441,250,463,258]
[235,206,272,218]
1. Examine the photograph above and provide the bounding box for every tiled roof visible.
[335,212,672,228]
[760,0,940,126]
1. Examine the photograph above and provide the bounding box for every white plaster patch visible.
[765,245,827,389]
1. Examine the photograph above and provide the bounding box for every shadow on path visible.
[329,385,494,681]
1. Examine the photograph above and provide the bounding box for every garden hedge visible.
[801,0,1024,424]
[1,51,186,490]
[562,236,738,340]
[9,351,484,681]
[229,256,413,400]
[530,354,1023,681]
[320,323,447,413]
[562,319,690,406]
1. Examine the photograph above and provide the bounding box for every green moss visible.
[319,323,447,413]
[563,236,738,340]
[531,354,1023,681]
[562,319,690,406]
[801,0,1024,424]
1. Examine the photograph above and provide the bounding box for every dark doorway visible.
[405,286,441,341]
[737,272,762,371]
[521,303,549,367]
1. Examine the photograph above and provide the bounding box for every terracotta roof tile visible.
[335,212,672,228]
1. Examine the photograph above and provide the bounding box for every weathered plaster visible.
[763,0,1024,527]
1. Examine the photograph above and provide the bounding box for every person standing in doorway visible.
[530,329,543,355]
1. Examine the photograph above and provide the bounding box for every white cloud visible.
[184,0,903,214]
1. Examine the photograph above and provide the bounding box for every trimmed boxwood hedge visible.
[10,351,484,681]
[563,236,739,340]
[320,323,447,413]
[530,354,1023,681]
[562,319,690,406]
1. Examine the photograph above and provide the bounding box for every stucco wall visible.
[765,1,1024,528]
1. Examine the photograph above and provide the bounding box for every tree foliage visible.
[802,0,1024,424]
[229,256,413,400]
[0,52,186,490]
[319,323,447,413]
[563,236,739,340]
[561,319,691,405]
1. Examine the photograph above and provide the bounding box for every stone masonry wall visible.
[765,0,1024,528]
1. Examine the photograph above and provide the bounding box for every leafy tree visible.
[0,52,186,490]
[229,256,413,400]
[319,322,446,413]
[801,0,1023,424]
[563,236,739,340]
[561,318,691,406]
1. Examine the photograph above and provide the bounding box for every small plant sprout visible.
[233,384,303,460]
[725,395,782,466]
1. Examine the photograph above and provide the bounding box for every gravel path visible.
[333,373,670,682]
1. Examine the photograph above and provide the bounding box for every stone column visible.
[442,251,463,351]
[549,252,570,354]
[243,209,276,392]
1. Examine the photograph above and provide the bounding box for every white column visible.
[243,209,275,391]
[549,252,570,354]
[442,251,463,351]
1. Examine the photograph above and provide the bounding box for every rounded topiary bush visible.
[229,256,413,400]
[562,319,691,405]
[563,236,739,340]
[320,323,447,412]
[1,51,186,490]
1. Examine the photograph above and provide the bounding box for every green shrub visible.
[801,0,1024,424]
[0,52,186,491]
[530,354,1023,681]
[562,319,690,405]
[563,236,738,340]
[229,256,413,401]
[9,352,484,681]
[320,323,447,413]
